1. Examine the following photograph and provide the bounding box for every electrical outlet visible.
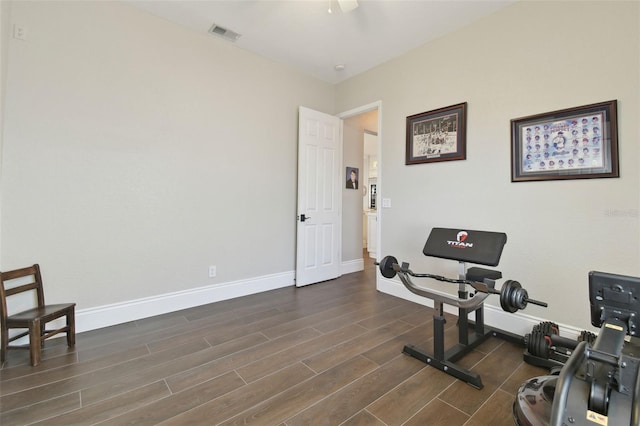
[208,265,216,278]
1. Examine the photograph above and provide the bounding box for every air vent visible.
[208,24,241,42]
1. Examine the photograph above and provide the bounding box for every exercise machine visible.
[514,271,640,426]
[378,227,546,389]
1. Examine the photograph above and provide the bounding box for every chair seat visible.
[7,303,76,325]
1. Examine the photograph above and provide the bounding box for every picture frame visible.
[511,100,618,182]
[345,167,359,190]
[406,102,467,165]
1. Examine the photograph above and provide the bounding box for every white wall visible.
[1,1,334,326]
[336,0,640,333]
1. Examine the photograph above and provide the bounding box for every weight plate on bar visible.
[378,255,398,279]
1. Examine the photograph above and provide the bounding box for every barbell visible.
[376,255,547,313]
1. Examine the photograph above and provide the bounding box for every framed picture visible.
[406,102,467,165]
[345,167,359,189]
[511,100,618,182]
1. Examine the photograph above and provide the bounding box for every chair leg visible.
[29,320,42,367]
[1,324,7,363]
[66,309,76,347]
[40,321,46,348]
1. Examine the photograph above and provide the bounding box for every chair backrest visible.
[0,264,46,321]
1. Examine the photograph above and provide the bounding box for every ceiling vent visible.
[208,24,241,42]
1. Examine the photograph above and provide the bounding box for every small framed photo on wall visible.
[346,167,359,189]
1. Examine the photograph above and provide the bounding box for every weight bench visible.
[378,227,546,389]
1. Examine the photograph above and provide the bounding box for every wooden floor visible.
[0,259,547,425]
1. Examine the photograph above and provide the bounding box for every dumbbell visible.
[525,322,596,361]
[525,322,560,359]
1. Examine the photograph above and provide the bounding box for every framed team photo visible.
[406,102,467,165]
[511,100,619,182]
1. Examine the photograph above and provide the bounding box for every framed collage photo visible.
[511,100,618,182]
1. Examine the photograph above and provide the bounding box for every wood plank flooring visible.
[0,259,547,425]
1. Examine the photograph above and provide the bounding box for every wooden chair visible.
[0,264,76,366]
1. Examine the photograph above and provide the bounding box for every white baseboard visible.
[341,258,365,275]
[65,269,586,340]
[378,277,584,339]
[77,261,366,335]
[75,271,295,333]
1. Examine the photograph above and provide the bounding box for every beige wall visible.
[0,1,12,265]
[336,0,640,331]
[1,1,334,310]
[342,117,364,261]
[3,0,639,334]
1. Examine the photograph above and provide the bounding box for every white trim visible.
[75,271,294,333]
[337,101,381,120]
[341,258,365,275]
[378,277,585,339]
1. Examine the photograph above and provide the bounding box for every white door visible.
[296,106,342,287]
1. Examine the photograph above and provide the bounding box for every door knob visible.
[300,214,311,222]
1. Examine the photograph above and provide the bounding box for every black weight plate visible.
[500,280,518,313]
[378,256,398,279]
[526,332,538,355]
[579,330,597,344]
[536,321,559,336]
[526,332,548,358]
[508,281,525,310]
[538,334,550,358]
[515,285,527,310]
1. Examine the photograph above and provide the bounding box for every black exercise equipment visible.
[379,257,546,314]
[514,271,640,426]
[378,227,546,389]
[523,321,597,370]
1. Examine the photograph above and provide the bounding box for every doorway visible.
[363,130,378,259]
[338,101,381,271]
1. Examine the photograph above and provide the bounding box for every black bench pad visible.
[466,267,502,282]
[423,228,507,267]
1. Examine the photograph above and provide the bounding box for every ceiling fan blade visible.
[338,0,359,13]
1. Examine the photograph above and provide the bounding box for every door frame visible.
[337,101,382,275]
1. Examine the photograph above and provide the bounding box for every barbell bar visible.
[375,255,547,313]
